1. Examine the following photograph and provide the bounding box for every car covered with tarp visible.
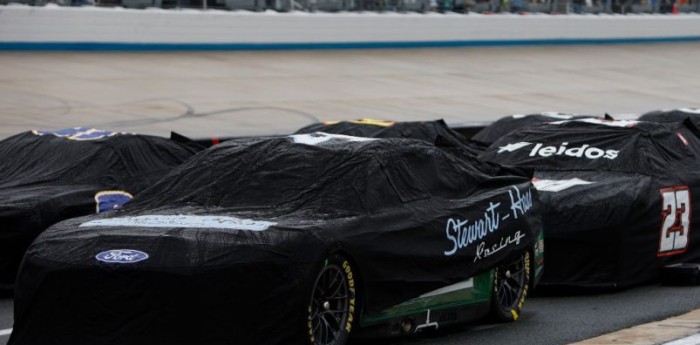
[470,113,601,148]
[296,118,484,156]
[0,127,199,288]
[479,118,700,289]
[640,108,700,123]
[10,133,542,345]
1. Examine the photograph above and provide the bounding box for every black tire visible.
[490,251,530,322]
[307,254,358,345]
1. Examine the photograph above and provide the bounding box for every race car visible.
[640,107,700,123]
[10,133,542,345]
[296,118,484,156]
[479,118,700,289]
[470,112,600,148]
[0,127,200,288]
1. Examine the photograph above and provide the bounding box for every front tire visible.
[307,254,358,345]
[490,251,530,322]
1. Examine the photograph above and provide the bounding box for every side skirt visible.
[353,301,491,339]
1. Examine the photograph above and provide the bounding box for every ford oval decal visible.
[96,249,149,264]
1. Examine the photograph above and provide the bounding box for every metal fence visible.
[4,0,698,14]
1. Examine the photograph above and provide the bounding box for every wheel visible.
[307,254,358,345]
[490,251,530,322]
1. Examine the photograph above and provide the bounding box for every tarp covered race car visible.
[0,128,199,287]
[640,108,700,123]
[480,118,700,289]
[470,113,600,148]
[296,118,484,156]
[10,133,542,345]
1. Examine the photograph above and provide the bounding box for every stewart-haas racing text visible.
[444,186,534,257]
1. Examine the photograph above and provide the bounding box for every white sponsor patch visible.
[678,108,700,114]
[532,178,595,192]
[32,127,122,141]
[550,118,639,127]
[511,112,574,120]
[289,132,376,146]
[498,142,532,153]
[527,142,619,160]
[662,333,700,345]
[80,215,276,231]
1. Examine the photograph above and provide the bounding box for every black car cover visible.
[11,133,541,345]
[480,118,700,289]
[296,118,485,156]
[471,113,600,147]
[0,128,199,287]
[640,108,700,123]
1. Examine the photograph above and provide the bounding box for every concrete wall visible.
[1,4,700,49]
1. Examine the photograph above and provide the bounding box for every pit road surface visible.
[0,43,699,139]
[1,43,700,344]
[2,285,700,345]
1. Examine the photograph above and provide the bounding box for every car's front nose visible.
[10,216,321,345]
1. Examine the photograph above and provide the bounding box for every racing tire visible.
[307,254,358,345]
[490,251,530,322]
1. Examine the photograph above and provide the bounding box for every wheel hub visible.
[323,301,331,310]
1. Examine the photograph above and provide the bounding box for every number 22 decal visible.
[658,186,692,257]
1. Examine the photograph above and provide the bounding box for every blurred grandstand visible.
[2,0,697,16]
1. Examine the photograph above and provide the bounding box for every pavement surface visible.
[574,308,700,345]
[1,43,699,139]
[1,43,700,345]
[2,284,700,345]
[383,285,700,345]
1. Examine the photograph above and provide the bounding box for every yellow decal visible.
[350,118,395,127]
[323,119,395,127]
[511,310,519,320]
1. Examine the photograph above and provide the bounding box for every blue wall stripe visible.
[1,36,700,51]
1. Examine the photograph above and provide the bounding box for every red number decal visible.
[658,186,692,257]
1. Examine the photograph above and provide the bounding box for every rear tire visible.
[307,254,358,345]
[490,251,530,322]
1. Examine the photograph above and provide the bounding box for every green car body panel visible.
[357,228,544,338]
[362,270,494,326]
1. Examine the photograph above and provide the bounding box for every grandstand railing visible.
[2,0,697,15]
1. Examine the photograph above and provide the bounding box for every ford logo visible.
[96,249,149,264]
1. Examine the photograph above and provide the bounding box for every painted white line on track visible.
[0,328,11,336]
[571,308,700,345]
[663,333,700,345]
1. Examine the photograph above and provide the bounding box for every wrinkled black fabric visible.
[296,118,485,157]
[12,134,541,345]
[471,113,599,146]
[0,131,199,286]
[296,119,513,181]
[480,119,700,289]
[640,108,700,123]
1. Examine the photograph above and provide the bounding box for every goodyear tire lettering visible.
[309,256,358,345]
[491,251,530,323]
